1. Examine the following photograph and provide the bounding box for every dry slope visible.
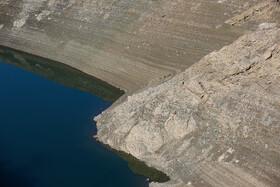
[0,0,265,92]
[96,24,280,186]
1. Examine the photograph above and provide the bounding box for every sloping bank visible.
[95,25,280,186]
[0,0,260,93]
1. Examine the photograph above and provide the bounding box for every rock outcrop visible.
[96,25,280,186]
[0,0,265,93]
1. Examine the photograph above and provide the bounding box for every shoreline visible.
[0,44,124,102]
[0,45,170,184]
[0,0,253,93]
[1,0,279,186]
[95,24,280,186]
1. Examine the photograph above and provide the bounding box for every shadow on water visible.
[0,45,170,184]
[105,145,170,183]
[0,45,124,102]
[0,160,35,187]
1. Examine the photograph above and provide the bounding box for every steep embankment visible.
[0,0,264,93]
[96,25,280,186]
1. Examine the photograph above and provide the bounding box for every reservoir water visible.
[0,47,150,187]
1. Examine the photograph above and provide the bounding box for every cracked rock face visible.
[96,26,280,186]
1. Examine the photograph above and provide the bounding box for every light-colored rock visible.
[36,10,51,21]
[225,0,279,26]
[13,18,27,28]
[96,25,280,186]
[126,123,164,157]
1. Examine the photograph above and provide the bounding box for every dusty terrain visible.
[0,0,266,93]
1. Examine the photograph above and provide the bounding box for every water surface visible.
[0,58,149,187]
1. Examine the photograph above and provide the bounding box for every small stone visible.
[103,13,110,20]
[258,23,276,30]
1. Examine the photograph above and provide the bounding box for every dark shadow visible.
[0,45,124,102]
[104,145,170,183]
[0,160,35,187]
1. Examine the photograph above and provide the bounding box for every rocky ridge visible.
[96,24,280,186]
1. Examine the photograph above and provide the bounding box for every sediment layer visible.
[0,0,265,93]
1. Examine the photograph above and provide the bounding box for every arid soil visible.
[0,0,265,93]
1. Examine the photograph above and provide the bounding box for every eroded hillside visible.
[0,0,266,92]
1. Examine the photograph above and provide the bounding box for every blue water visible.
[0,60,148,187]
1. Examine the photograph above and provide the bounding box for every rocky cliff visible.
[0,0,266,93]
[96,24,280,186]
